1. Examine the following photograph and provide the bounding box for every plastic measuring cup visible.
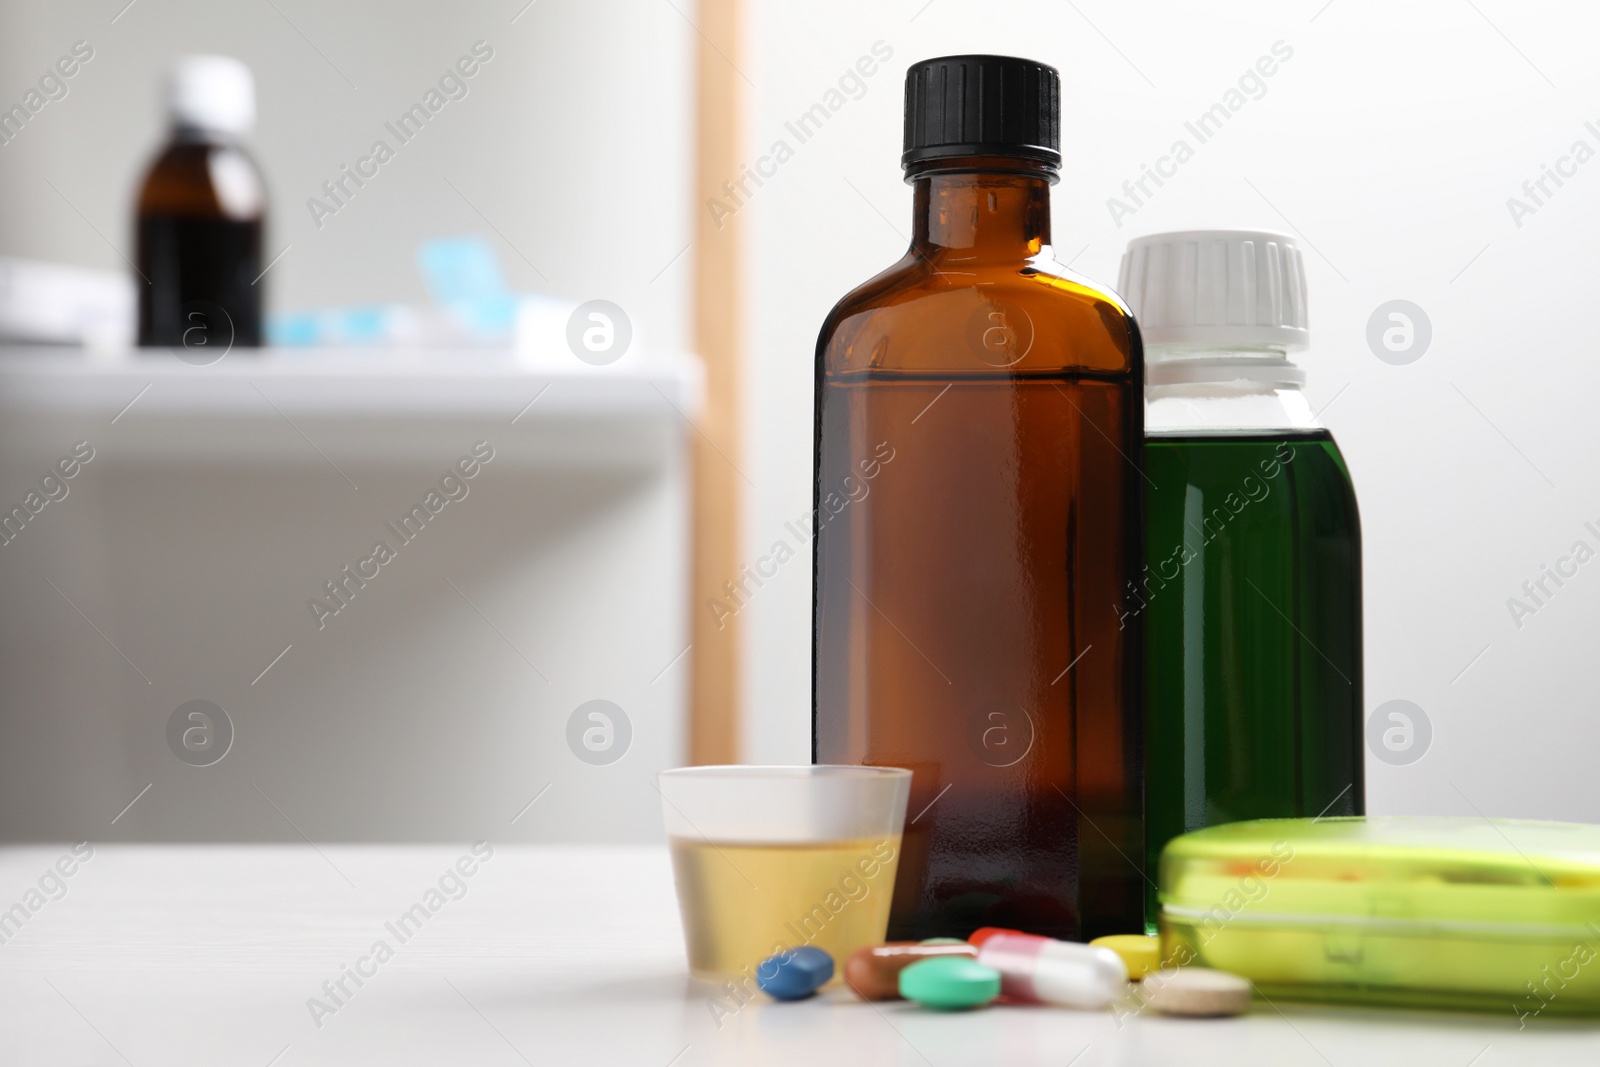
[657,765,911,982]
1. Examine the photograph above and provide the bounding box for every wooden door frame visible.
[688,0,745,764]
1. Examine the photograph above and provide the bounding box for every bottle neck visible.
[1146,345,1304,389]
[907,158,1054,261]
[1145,346,1322,436]
[170,121,243,145]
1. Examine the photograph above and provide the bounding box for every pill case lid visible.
[1160,817,1600,936]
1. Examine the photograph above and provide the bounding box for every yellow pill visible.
[1089,934,1162,980]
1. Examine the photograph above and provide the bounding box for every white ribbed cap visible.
[167,56,255,136]
[1118,230,1308,351]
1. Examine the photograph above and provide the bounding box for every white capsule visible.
[972,929,1129,1009]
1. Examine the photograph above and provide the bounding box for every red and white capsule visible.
[969,927,1129,1009]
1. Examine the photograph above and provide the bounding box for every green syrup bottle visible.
[1119,230,1364,931]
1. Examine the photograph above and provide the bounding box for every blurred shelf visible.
[0,346,703,468]
[0,345,702,417]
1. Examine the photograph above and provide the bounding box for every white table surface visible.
[1,845,1595,1065]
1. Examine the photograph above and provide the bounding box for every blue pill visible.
[756,946,834,1000]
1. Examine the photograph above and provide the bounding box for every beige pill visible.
[1142,967,1252,1017]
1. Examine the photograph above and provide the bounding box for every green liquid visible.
[1143,432,1364,929]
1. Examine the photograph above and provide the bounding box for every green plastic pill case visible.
[1159,817,1600,1017]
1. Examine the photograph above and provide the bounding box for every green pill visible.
[898,957,1001,1010]
[918,938,968,945]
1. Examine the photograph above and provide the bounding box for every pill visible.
[845,941,979,1000]
[1089,934,1162,980]
[756,945,834,1001]
[1141,967,1252,1017]
[898,956,1001,1010]
[919,937,969,945]
[969,928,1128,1009]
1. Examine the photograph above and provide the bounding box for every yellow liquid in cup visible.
[669,835,901,981]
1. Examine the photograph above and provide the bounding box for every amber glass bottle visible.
[136,56,264,349]
[813,55,1145,942]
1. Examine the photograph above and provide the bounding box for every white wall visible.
[0,0,692,341]
[743,0,1600,824]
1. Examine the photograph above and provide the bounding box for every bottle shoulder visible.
[818,251,1139,378]
[1147,432,1362,535]
[137,139,266,220]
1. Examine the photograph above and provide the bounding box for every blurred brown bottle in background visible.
[136,55,264,350]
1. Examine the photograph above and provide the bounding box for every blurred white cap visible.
[167,55,255,136]
[1118,229,1309,352]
